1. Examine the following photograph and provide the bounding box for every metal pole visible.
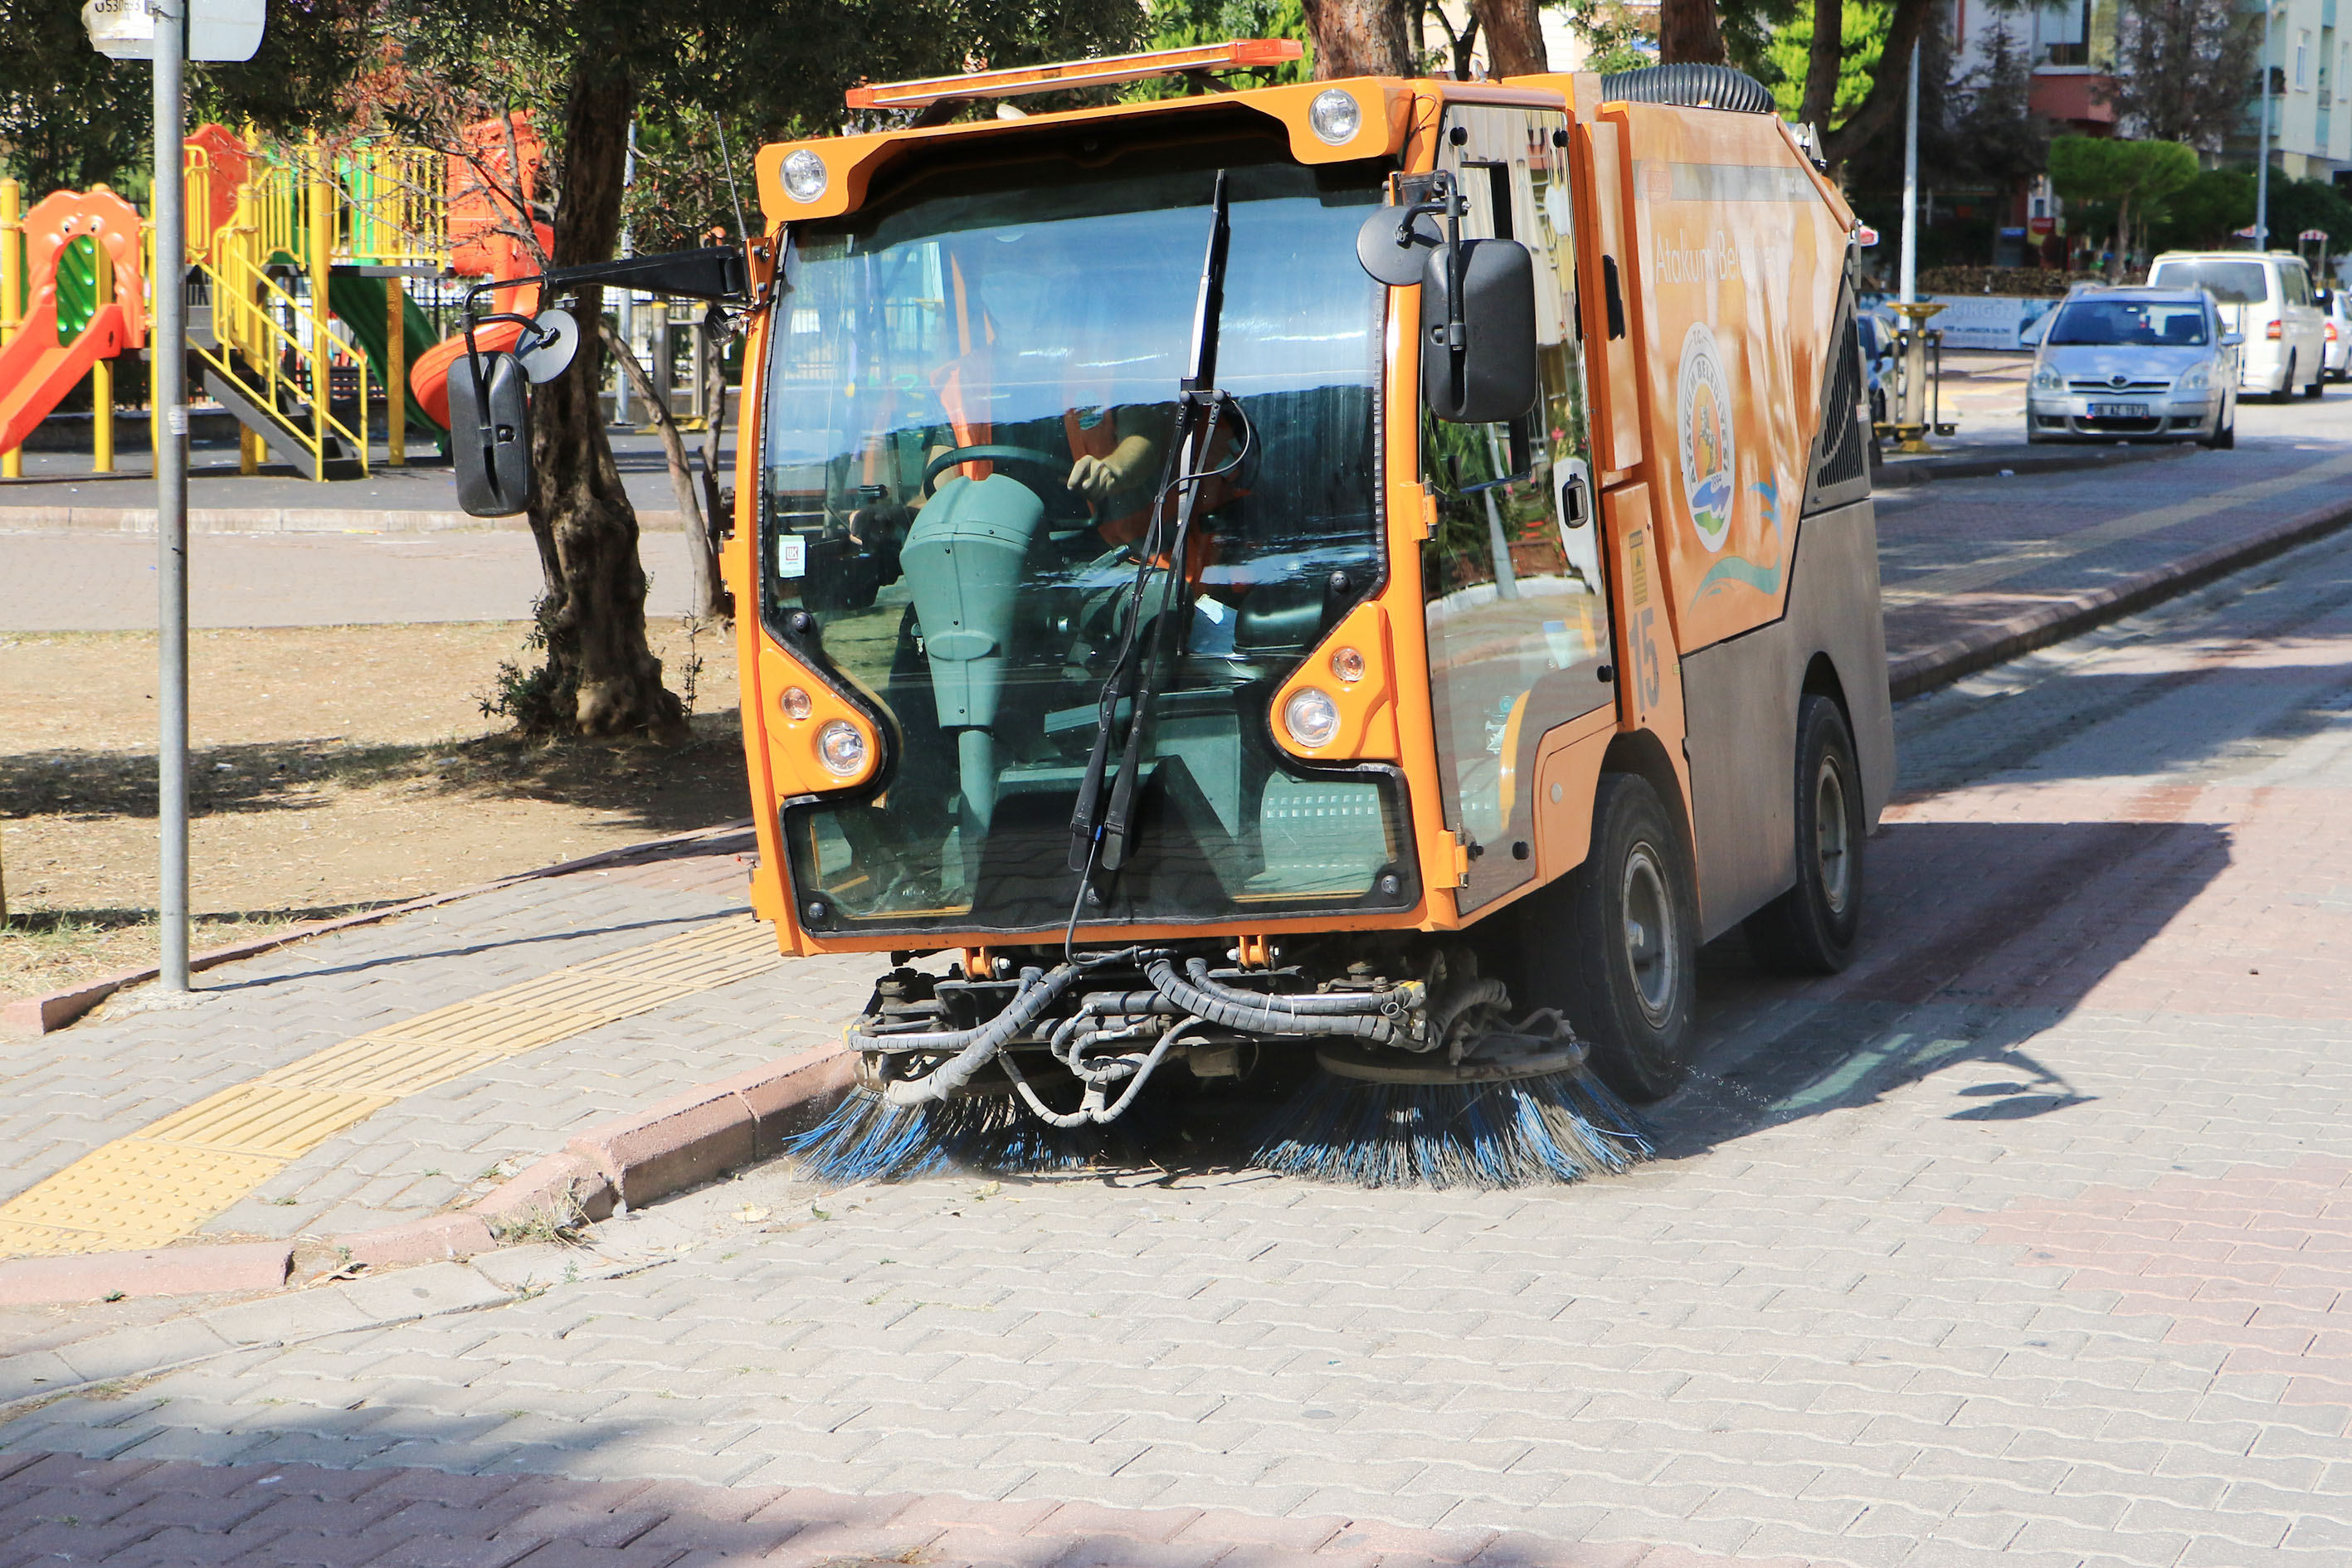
[616,123,636,426]
[2257,2,2274,250]
[153,0,189,991]
[1899,39,1920,306]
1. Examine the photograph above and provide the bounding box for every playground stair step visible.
[200,362,361,478]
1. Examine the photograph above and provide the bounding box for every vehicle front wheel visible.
[1743,695,1868,976]
[2203,414,2236,450]
[1513,772,1699,1102]
[2306,369,2326,398]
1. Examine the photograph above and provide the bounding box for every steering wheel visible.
[921,444,1071,497]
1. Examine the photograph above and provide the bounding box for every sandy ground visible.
[0,619,747,1004]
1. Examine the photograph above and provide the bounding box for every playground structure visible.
[0,119,548,482]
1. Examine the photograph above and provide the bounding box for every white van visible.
[2147,251,2327,400]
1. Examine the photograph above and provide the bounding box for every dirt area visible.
[0,619,747,1005]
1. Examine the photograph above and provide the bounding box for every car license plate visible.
[2088,402,2150,417]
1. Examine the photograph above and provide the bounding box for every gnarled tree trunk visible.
[1468,0,1547,78]
[1658,0,1727,64]
[1303,0,1414,78]
[1801,0,1843,130]
[526,63,689,743]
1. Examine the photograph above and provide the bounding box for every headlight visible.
[2031,364,2063,392]
[1308,89,1362,146]
[781,149,828,203]
[1283,687,1341,748]
[779,685,813,721]
[2174,363,2212,392]
[816,718,866,777]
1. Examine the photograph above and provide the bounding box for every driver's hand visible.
[1068,455,1120,507]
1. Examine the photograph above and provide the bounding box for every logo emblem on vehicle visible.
[1675,322,1736,553]
[2111,373,2127,387]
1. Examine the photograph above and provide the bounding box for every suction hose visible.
[1142,957,1420,1045]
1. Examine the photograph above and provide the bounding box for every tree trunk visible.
[1468,0,1547,77]
[1818,0,1937,170]
[1303,0,1414,78]
[1658,0,1727,64]
[526,62,689,743]
[1801,0,1843,130]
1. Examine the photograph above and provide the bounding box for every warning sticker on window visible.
[777,534,807,578]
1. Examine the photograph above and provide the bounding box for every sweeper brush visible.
[780,1084,1107,1185]
[1254,1035,1650,1190]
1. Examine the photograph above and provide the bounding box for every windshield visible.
[2048,299,2210,346]
[2149,260,2267,306]
[761,141,1408,935]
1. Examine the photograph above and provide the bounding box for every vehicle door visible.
[2283,260,2325,374]
[1418,100,1612,914]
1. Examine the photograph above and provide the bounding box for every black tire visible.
[2203,408,2235,449]
[1513,772,1699,1101]
[2275,354,2297,403]
[1743,695,1867,976]
[2306,369,2325,398]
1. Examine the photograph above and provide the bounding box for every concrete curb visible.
[1888,489,2352,700]
[0,505,687,534]
[0,1045,855,1308]
[0,818,755,1039]
[1872,441,2191,489]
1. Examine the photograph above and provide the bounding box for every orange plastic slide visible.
[408,229,543,428]
[0,189,146,454]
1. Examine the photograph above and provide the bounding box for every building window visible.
[2296,32,2311,90]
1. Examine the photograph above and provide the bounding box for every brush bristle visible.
[781,1087,1104,1185]
[1253,1064,1651,1190]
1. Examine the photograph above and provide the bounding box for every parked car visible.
[2323,286,2352,380]
[2023,286,2242,447]
[2146,251,2325,400]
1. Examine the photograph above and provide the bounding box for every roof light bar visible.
[845,39,1303,110]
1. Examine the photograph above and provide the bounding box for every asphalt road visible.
[6,511,2352,1564]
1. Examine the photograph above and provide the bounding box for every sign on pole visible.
[83,0,264,62]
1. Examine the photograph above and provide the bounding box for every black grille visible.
[1813,310,1869,491]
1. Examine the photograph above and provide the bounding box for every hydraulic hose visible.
[1143,956,1415,1044]
[859,962,1078,1103]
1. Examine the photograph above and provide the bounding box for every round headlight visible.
[1283,687,1341,749]
[779,685,813,721]
[1329,646,1366,684]
[1308,89,1362,147]
[816,718,867,777]
[781,149,829,203]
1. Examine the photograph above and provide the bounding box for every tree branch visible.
[1819,0,1938,169]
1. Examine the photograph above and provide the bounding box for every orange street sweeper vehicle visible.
[450,46,1892,1186]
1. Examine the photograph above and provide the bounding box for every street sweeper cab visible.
[451,45,1892,1186]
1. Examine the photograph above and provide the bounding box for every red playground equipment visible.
[0,187,147,460]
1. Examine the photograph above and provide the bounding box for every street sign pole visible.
[153,0,189,991]
[2257,2,2275,251]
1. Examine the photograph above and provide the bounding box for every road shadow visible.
[1648,814,2230,1156]
[0,710,750,840]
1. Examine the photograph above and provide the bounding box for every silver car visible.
[2025,286,2242,447]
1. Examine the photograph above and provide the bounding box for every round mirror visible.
[516,308,580,384]
[1356,206,1442,287]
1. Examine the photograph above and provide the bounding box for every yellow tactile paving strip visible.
[0,918,784,1257]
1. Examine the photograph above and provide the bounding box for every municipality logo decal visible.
[1675,322,1736,553]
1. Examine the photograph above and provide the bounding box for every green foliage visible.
[2047,134,2199,212]
[1129,0,1312,95]
[0,0,148,194]
[2150,168,2253,251]
[2266,177,2352,251]
[1762,0,1890,124]
[1564,0,1662,75]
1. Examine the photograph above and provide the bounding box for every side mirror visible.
[2222,330,2246,347]
[1421,239,1540,425]
[2018,312,2052,348]
[450,350,532,518]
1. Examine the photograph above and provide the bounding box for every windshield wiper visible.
[1068,170,1235,879]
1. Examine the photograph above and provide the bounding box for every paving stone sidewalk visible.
[2,477,2350,1566]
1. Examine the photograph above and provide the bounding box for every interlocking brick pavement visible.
[7,447,2352,1564]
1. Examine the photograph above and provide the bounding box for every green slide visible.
[327,270,446,438]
